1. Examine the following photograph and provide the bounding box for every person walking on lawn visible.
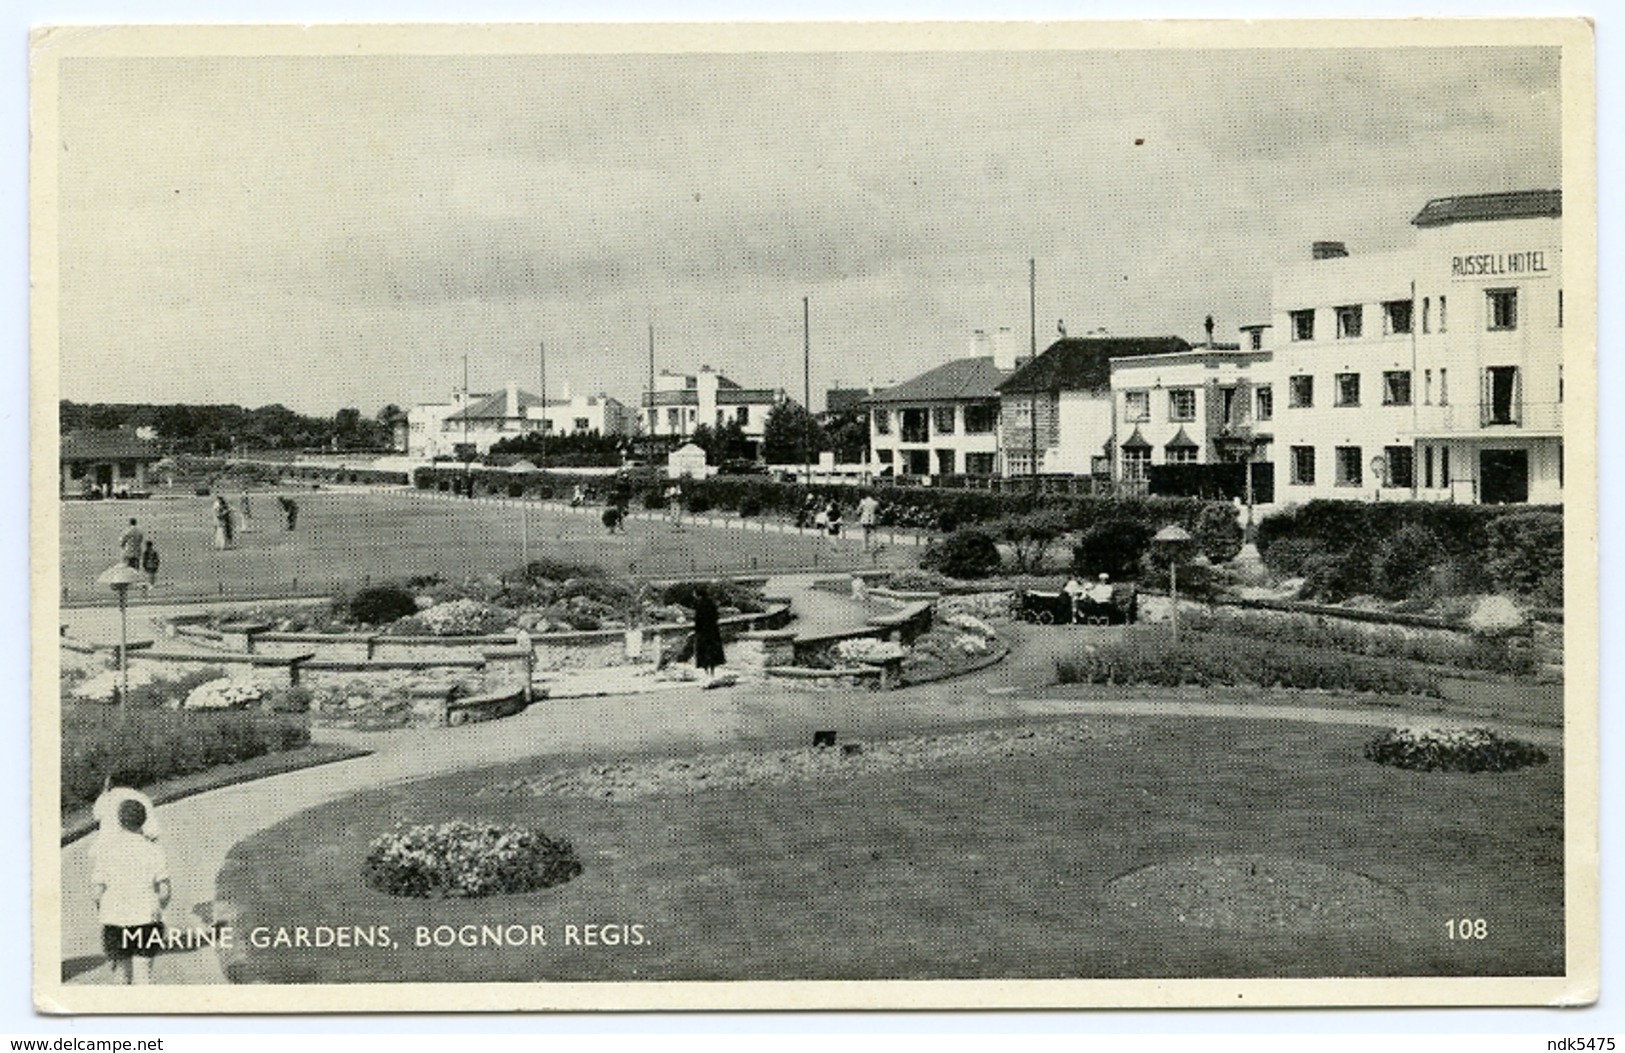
[691,588,726,680]
[118,519,144,569]
[140,540,160,588]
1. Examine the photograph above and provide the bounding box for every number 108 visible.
[1447,918,1488,940]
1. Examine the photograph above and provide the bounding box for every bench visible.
[866,599,934,644]
[131,648,316,685]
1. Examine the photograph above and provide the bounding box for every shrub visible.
[1073,519,1153,580]
[1192,503,1244,563]
[1257,536,1327,578]
[921,529,1002,579]
[342,585,418,627]
[1055,628,1442,697]
[642,489,667,510]
[1363,725,1549,773]
[265,684,314,714]
[992,510,1071,574]
[738,496,762,518]
[1485,511,1564,604]
[363,820,583,898]
[62,706,311,813]
[1370,524,1445,600]
[685,493,712,515]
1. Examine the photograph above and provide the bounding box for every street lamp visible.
[97,564,146,704]
[1151,524,1193,642]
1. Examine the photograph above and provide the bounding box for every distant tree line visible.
[60,400,407,455]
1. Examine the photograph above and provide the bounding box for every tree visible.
[822,406,870,464]
[761,400,826,465]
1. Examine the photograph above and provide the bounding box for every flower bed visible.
[363,820,582,898]
[1363,726,1549,774]
[1055,628,1444,697]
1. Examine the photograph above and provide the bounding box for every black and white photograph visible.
[29,19,1597,1013]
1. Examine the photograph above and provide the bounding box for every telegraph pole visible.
[803,296,812,486]
[538,340,547,473]
[1029,258,1039,486]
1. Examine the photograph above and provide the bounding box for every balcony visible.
[1412,400,1562,438]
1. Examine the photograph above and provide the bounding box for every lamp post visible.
[1151,524,1193,642]
[97,564,146,704]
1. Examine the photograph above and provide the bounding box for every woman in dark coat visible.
[692,588,725,676]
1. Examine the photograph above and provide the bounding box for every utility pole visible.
[648,323,656,457]
[1029,258,1039,487]
[462,353,472,499]
[546,341,552,474]
[803,296,812,486]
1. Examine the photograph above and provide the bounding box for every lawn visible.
[216,714,1563,983]
[59,489,888,603]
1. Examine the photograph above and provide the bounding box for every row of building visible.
[865,189,1565,506]
[400,189,1564,506]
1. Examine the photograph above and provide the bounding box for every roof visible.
[1411,190,1561,228]
[61,429,161,462]
[865,357,1010,405]
[1120,426,1151,451]
[997,337,1193,395]
[1165,426,1199,449]
[715,388,778,405]
[825,388,871,414]
[446,388,566,421]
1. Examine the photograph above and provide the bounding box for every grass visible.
[216,715,1563,983]
[59,489,898,604]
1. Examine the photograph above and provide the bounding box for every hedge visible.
[62,706,311,814]
[1257,500,1562,602]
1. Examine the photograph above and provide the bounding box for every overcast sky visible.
[53,44,1561,415]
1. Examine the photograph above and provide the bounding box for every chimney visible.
[1204,315,1215,344]
[991,326,1019,371]
[1312,241,1349,260]
[506,380,519,419]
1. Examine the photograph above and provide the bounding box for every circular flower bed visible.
[1363,725,1549,773]
[364,820,583,898]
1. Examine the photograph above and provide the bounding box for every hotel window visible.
[1441,447,1451,487]
[1255,385,1273,421]
[1290,446,1316,486]
[1248,329,1263,350]
[876,449,894,465]
[1487,288,1518,331]
[1424,369,1433,404]
[964,403,996,434]
[1558,289,1564,328]
[965,452,996,475]
[1166,447,1198,465]
[932,406,956,435]
[574,417,590,432]
[1288,375,1314,408]
[1334,372,1360,407]
[1123,390,1150,423]
[1334,446,1363,487]
[1385,446,1414,489]
[1290,309,1315,342]
[1422,297,1431,333]
[1382,371,1412,406]
[873,409,891,435]
[666,408,681,429]
[1482,366,1522,426]
[1383,299,1413,335]
[936,449,956,475]
[1122,448,1150,482]
[1168,388,1197,422]
[1439,368,1449,406]
[1424,446,1435,488]
[900,409,929,443]
[1439,294,1447,332]
[736,406,750,426]
[1335,304,1363,339]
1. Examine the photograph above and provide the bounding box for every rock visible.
[1467,594,1526,633]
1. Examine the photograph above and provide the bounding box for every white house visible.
[1267,190,1563,505]
[642,366,782,456]
[864,328,1020,479]
[409,381,633,458]
[995,335,1193,477]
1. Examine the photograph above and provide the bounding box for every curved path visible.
[58,674,1559,987]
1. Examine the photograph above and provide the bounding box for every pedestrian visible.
[279,495,299,531]
[857,491,881,551]
[240,491,252,522]
[89,796,170,985]
[118,519,144,569]
[691,587,725,679]
[212,496,233,549]
[825,499,843,548]
[664,482,683,530]
[140,541,160,588]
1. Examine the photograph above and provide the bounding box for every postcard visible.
[30,19,1597,1012]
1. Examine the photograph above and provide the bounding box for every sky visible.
[51,41,1561,416]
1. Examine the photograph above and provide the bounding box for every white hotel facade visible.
[1268,190,1563,506]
